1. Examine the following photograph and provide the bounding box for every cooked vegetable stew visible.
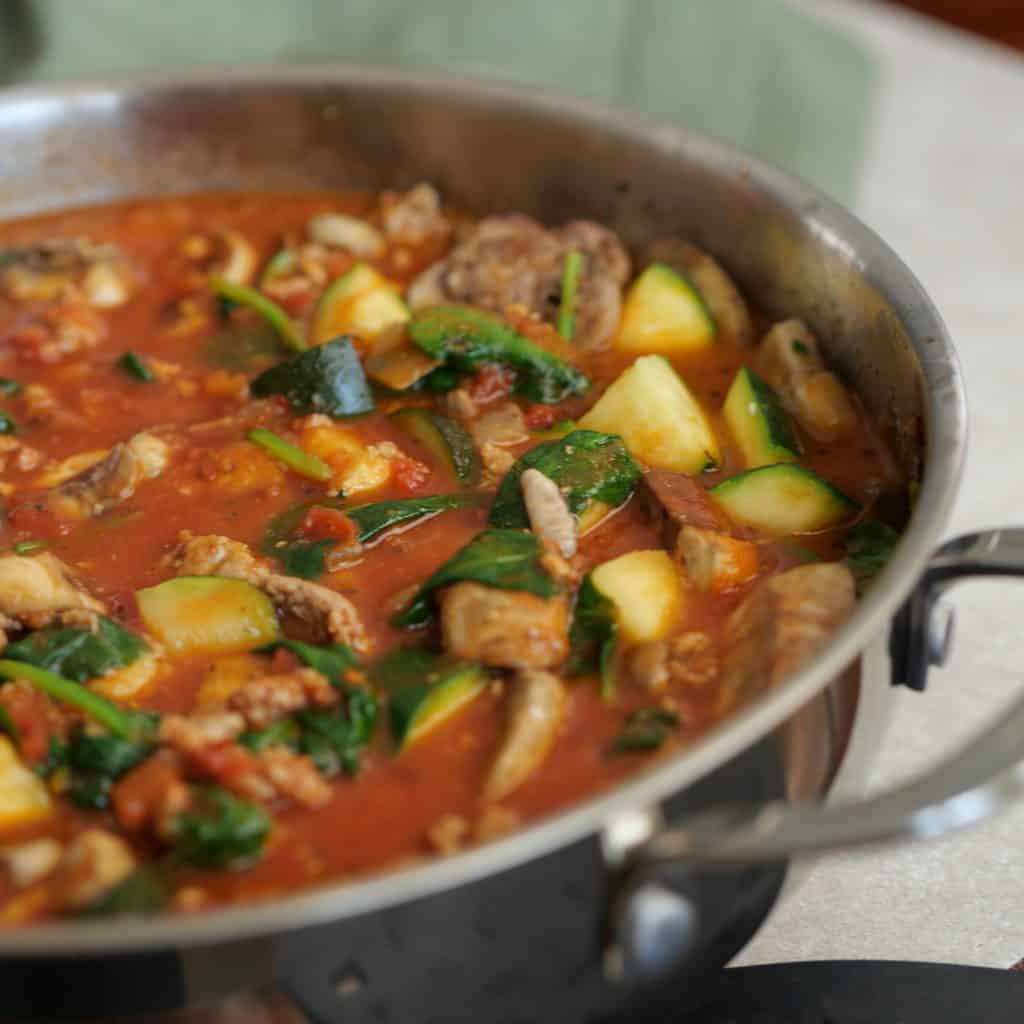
[0,189,901,922]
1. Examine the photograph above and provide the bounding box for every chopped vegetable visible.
[373,648,487,750]
[557,249,583,341]
[6,616,148,684]
[116,351,155,383]
[615,263,715,355]
[0,411,15,435]
[0,661,157,742]
[611,708,680,752]
[170,785,271,869]
[136,576,279,656]
[579,355,719,473]
[722,366,798,468]
[246,428,332,482]
[0,705,17,744]
[394,528,559,629]
[710,464,857,535]
[62,730,153,810]
[409,304,590,404]
[311,263,410,346]
[845,520,900,593]
[0,734,51,828]
[0,377,21,395]
[250,337,375,418]
[210,275,305,352]
[568,574,618,698]
[391,408,480,484]
[257,638,359,689]
[489,430,640,529]
[83,864,168,917]
[590,550,685,644]
[204,322,288,371]
[11,539,46,555]
[263,493,481,578]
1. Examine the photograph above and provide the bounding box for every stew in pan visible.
[0,188,899,921]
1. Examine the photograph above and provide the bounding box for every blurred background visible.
[0,0,1022,973]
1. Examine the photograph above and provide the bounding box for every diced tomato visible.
[466,364,514,405]
[324,252,356,280]
[278,289,315,317]
[269,647,303,674]
[0,686,55,765]
[523,404,558,430]
[297,506,359,544]
[188,742,263,793]
[391,453,431,494]
[112,750,184,831]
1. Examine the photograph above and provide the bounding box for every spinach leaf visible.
[251,338,374,417]
[611,708,680,753]
[409,304,590,404]
[0,378,21,396]
[249,639,377,775]
[489,430,640,528]
[262,493,480,579]
[257,638,360,689]
[82,864,169,917]
[33,737,67,779]
[568,575,618,698]
[170,785,271,869]
[5,617,148,684]
[369,646,466,691]
[845,520,900,593]
[393,528,559,629]
[116,351,155,382]
[64,730,153,810]
[204,322,288,372]
[0,411,15,435]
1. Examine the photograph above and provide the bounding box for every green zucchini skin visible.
[710,463,857,535]
[391,408,480,484]
[723,366,799,468]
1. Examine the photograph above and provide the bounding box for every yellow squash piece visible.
[136,577,279,657]
[590,550,686,644]
[0,736,51,829]
[615,263,715,355]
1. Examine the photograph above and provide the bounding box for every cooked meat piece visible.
[306,213,384,257]
[406,214,628,348]
[675,526,759,592]
[0,239,133,307]
[226,668,338,729]
[644,239,753,345]
[259,745,332,809]
[9,302,107,363]
[0,436,43,474]
[0,838,62,889]
[158,711,246,754]
[759,320,858,442]
[478,442,518,490]
[485,669,568,801]
[49,829,136,910]
[171,533,369,653]
[721,563,855,710]
[520,468,577,558]
[0,551,105,644]
[641,469,728,546]
[439,582,569,669]
[445,387,479,423]
[381,184,450,245]
[49,432,169,519]
[469,403,528,447]
[426,813,469,855]
[180,230,255,285]
[626,632,718,692]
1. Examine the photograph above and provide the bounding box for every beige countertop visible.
[741,0,1024,968]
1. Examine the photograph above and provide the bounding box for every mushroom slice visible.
[486,669,568,801]
[520,468,577,558]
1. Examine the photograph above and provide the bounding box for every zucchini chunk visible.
[590,550,685,644]
[136,577,279,656]
[578,355,719,473]
[391,408,480,484]
[0,735,51,828]
[722,366,799,468]
[710,464,857,535]
[311,263,409,347]
[615,263,714,355]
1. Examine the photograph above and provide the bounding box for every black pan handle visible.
[604,528,1024,983]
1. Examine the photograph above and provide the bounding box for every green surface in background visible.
[0,0,874,204]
